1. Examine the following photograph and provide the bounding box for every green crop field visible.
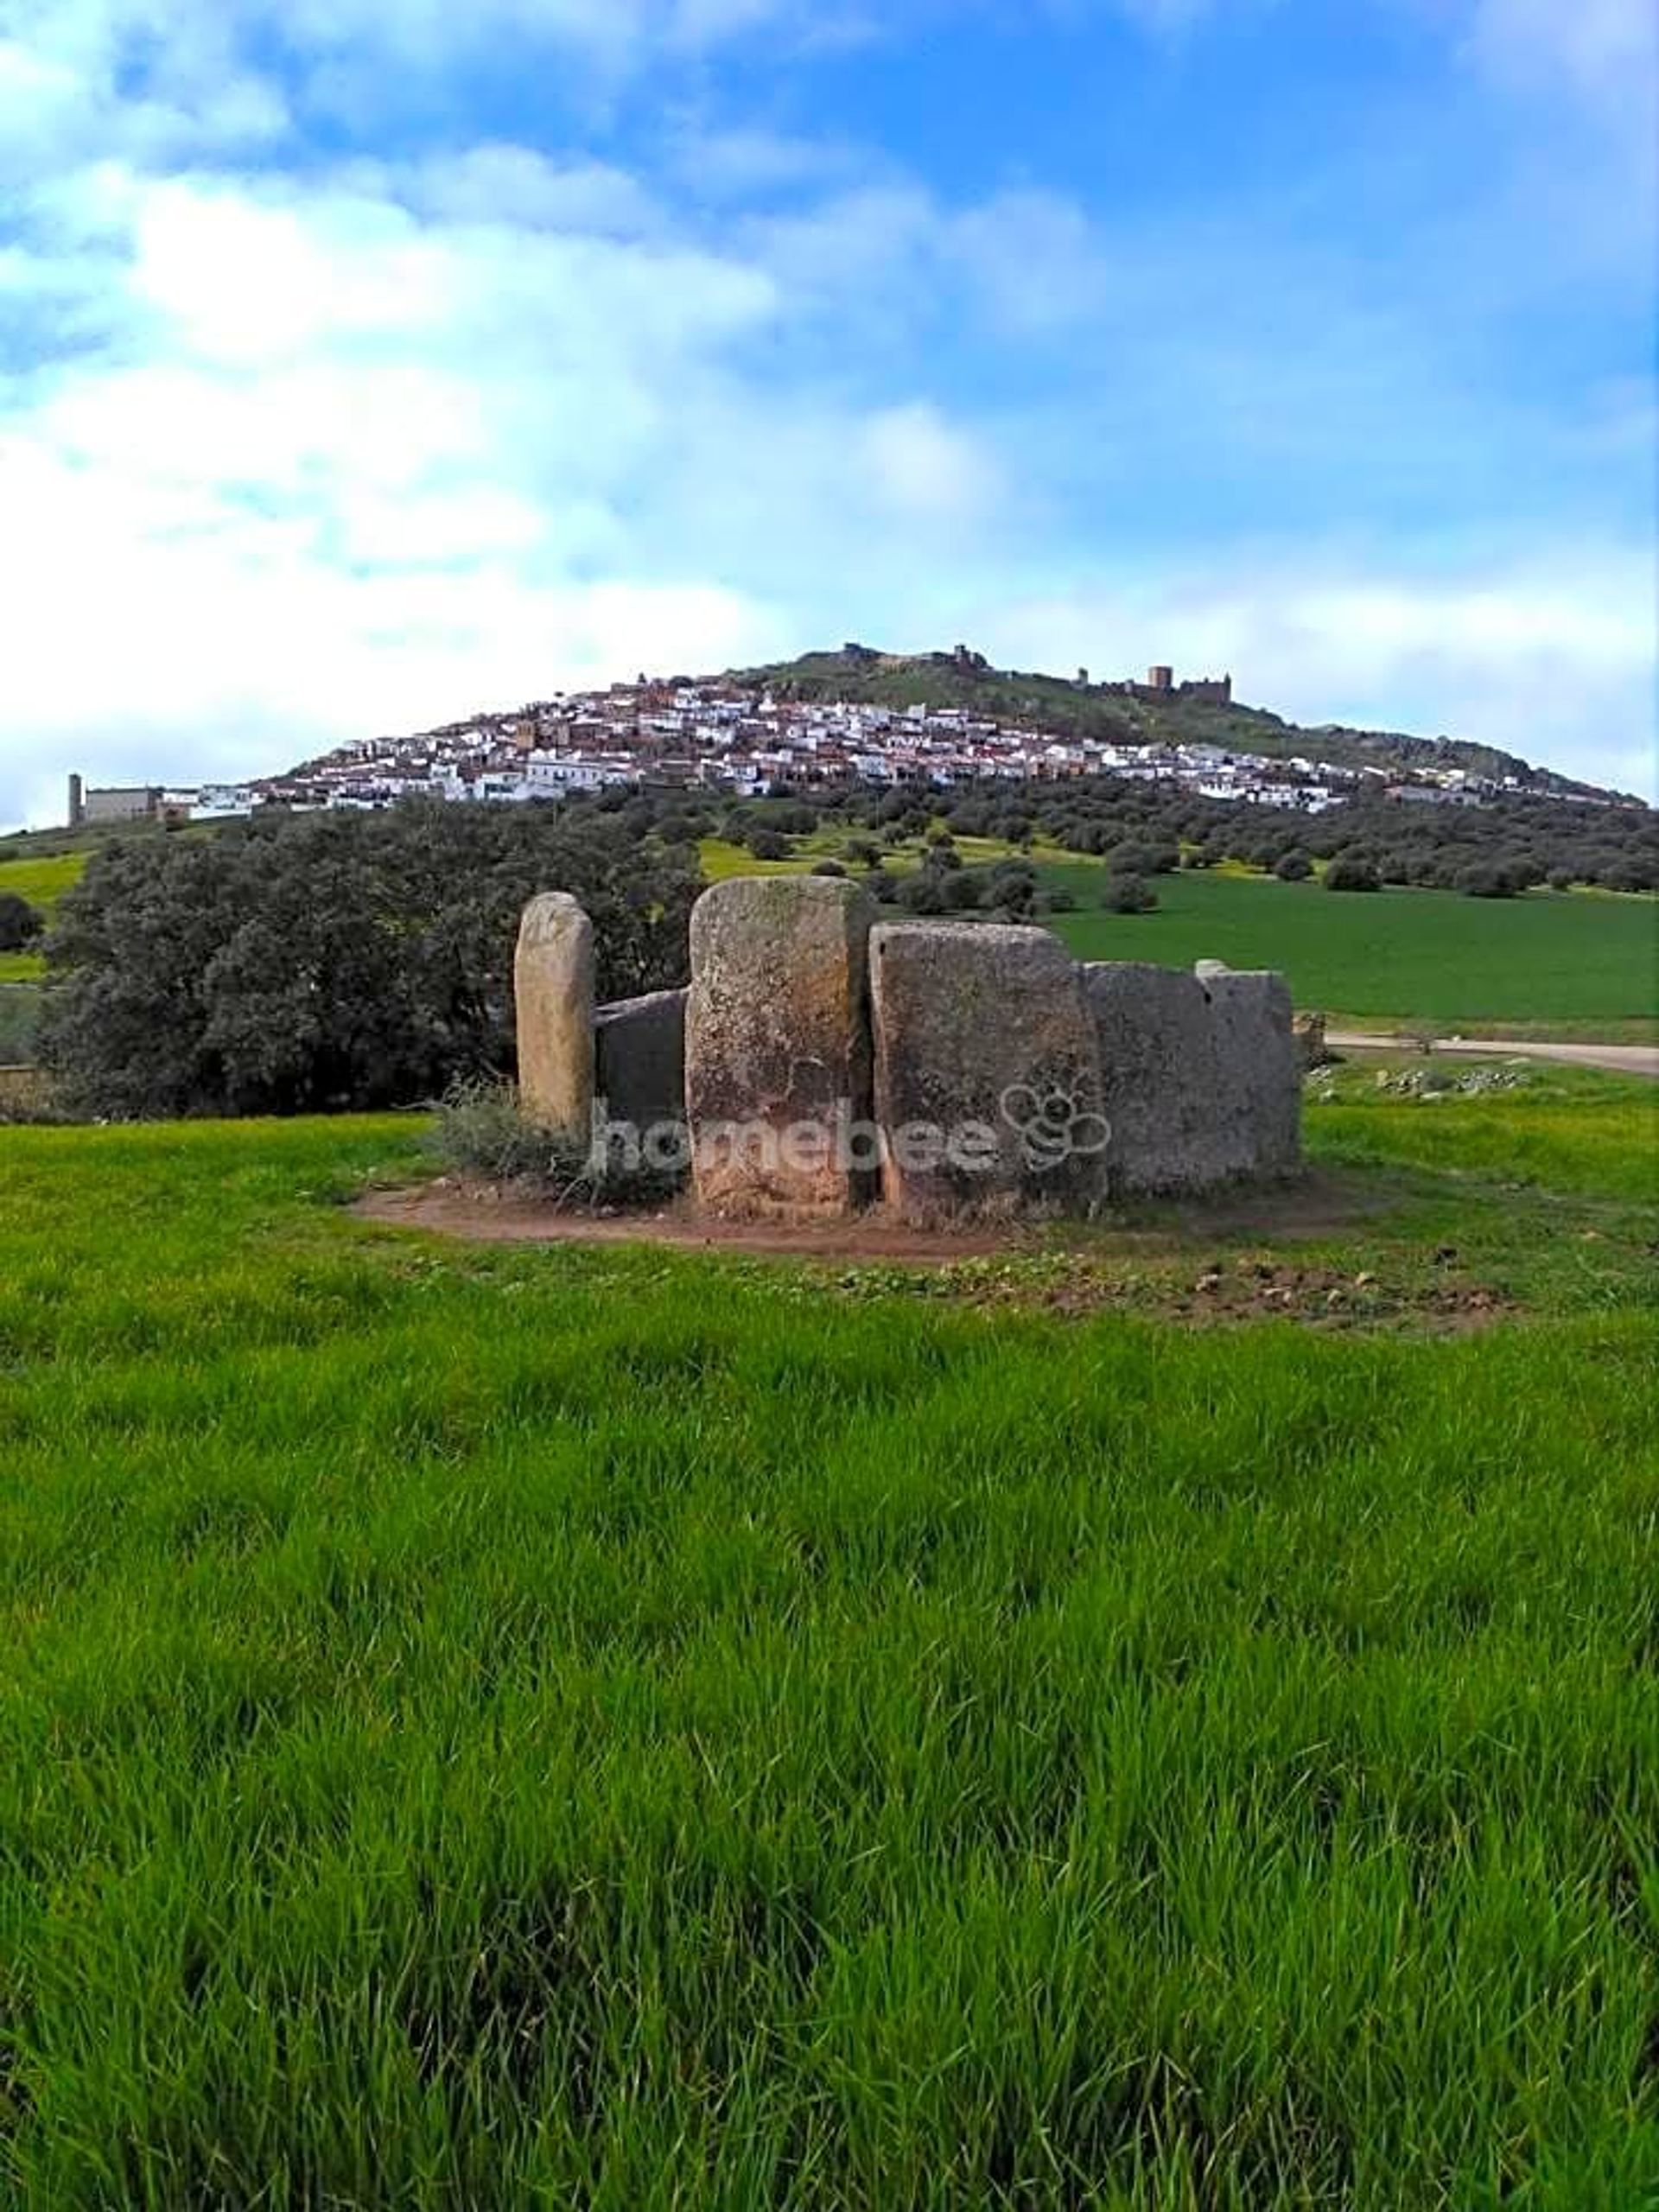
[0,855,85,1000]
[1,1077,1656,2205]
[699,840,1658,1038]
[1045,867,1658,1033]
[0,851,86,915]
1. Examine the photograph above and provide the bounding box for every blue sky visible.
[0,0,1653,829]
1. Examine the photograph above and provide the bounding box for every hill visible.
[10,645,1643,861]
[736,644,1630,803]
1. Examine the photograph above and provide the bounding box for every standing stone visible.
[1201,965,1301,1177]
[869,922,1104,1218]
[1083,962,1224,1195]
[595,988,688,1135]
[685,877,875,1217]
[514,893,594,1137]
[1293,1010,1330,1071]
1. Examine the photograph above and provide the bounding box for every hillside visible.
[12,650,1643,855]
[736,645,1626,801]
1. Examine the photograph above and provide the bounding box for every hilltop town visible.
[64,645,1643,831]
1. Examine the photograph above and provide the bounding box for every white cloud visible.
[0,146,1011,828]
[0,4,289,177]
[861,404,1004,524]
[988,546,1659,797]
[1469,0,1657,104]
[946,189,1104,334]
[741,183,938,312]
[664,122,861,201]
[130,182,454,363]
[407,147,662,237]
[0,0,1650,832]
[0,420,791,829]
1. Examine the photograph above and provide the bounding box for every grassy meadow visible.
[5,836,1654,1041]
[0,853,85,977]
[702,836,1657,1039]
[0,855,85,1022]
[1,1076,1656,2206]
[0,854,86,912]
[1046,865,1657,1033]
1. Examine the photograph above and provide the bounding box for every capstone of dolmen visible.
[869,921,1103,1217]
[1084,963,1225,1195]
[515,893,594,1136]
[686,876,875,1217]
[595,988,687,1135]
[1200,964,1301,1177]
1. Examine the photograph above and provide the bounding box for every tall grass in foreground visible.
[0,1117,1654,2207]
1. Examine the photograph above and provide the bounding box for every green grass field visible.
[701,839,1657,1038]
[0,1082,1656,2205]
[699,833,1056,882]
[0,851,86,916]
[1046,867,1658,1033]
[0,855,84,998]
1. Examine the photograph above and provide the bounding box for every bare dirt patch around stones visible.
[353,1171,1514,1332]
[357,1168,1383,1259]
[359,1179,1035,1262]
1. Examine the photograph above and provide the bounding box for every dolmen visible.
[515,876,1301,1220]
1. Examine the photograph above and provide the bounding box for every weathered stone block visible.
[1201,965,1301,1177]
[595,988,687,1135]
[686,876,875,1217]
[1293,1009,1330,1071]
[514,893,594,1136]
[869,922,1103,1217]
[1083,962,1224,1194]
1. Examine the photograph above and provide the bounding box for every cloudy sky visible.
[1,0,1653,829]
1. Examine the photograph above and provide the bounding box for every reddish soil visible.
[354,1170,1390,1266]
[353,1174,1514,1332]
[358,1181,1017,1262]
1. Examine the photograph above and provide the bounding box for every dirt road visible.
[1328,1033,1659,1079]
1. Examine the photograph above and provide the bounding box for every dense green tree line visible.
[647,775,1655,895]
[41,804,697,1117]
[33,768,1652,1117]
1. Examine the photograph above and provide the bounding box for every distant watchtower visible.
[1147,664,1174,693]
[67,772,85,830]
